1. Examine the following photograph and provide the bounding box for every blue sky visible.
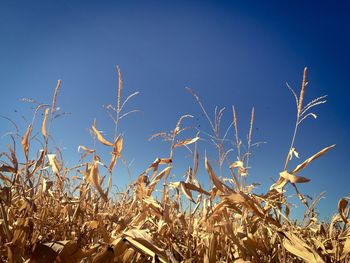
[0,0,349,219]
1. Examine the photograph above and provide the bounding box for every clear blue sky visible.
[0,0,349,219]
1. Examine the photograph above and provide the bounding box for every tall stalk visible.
[283,67,307,171]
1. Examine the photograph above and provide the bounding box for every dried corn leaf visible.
[113,135,123,155]
[270,177,288,192]
[11,217,32,253]
[92,122,113,146]
[42,108,50,139]
[281,231,324,263]
[123,229,167,262]
[31,149,46,176]
[30,240,98,263]
[147,166,171,196]
[47,154,61,177]
[290,144,335,174]
[82,220,99,229]
[205,155,232,193]
[173,137,199,148]
[338,198,349,223]
[280,170,310,184]
[222,192,246,203]
[78,145,95,160]
[108,154,117,173]
[78,145,94,153]
[142,196,163,216]
[8,145,18,173]
[22,124,32,160]
[145,158,172,175]
[0,186,11,205]
[193,148,199,178]
[108,135,123,172]
[87,160,108,202]
[341,237,350,260]
[55,241,85,263]
[180,182,195,203]
[271,145,335,192]
[229,160,244,169]
[42,178,53,193]
[234,259,251,263]
[207,233,217,263]
[0,164,16,173]
[121,248,136,262]
[183,182,210,196]
[135,173,149,199]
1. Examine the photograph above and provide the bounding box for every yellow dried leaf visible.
[122,229,167,263]
[205,155,232,193]
[47,154,61,177]
[290,144,335,174]
[223,192,246,203]
[42,108,50,139]
[87,160,108,202]
[54,241,88,263]
[21,124,32,160]
[207,233,217,262]
[183,182,210,196]
[193,148,199,177]
[142,196,163,216]
[341,236,350,260]
[272,145,335,192]
[234,259,251,263]
[280,170,310,184]
[108,154,117,173]
[82,220,99,229]
[270,177,288,192]
[43,178,53,193]
[113,135,123,155]
[121,248,136,262]
[338,198,349,223]
[78,145,94,153]
[147,166,171,196]
[180,182,195,203]
[92,122,113,146]
[31,149,46,176]
[173,137,199,148]
[282,231,324,263]
[229,160,244,169]
[108,136,123,172]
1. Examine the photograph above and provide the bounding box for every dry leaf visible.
[147,166,171,196]
[173,137,199,148]
[338,198,349,223]
[281,231,324,263]
[205,155,232,193]
[280,170,310,184]
[42,108,50,139]
[229,160,244,169]
[22,124,32,160]
[47,154,61,177]
[92,122,113,146]
[123,229,168,262]
[87,160,108,202]
[290,144,335,174]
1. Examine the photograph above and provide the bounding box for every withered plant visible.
[0,67,348,263]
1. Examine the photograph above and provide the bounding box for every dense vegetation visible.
[0,67,348,262]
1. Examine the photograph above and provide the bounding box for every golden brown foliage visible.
[0,68,347,263]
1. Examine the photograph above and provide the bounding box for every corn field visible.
[0,67,349,262]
